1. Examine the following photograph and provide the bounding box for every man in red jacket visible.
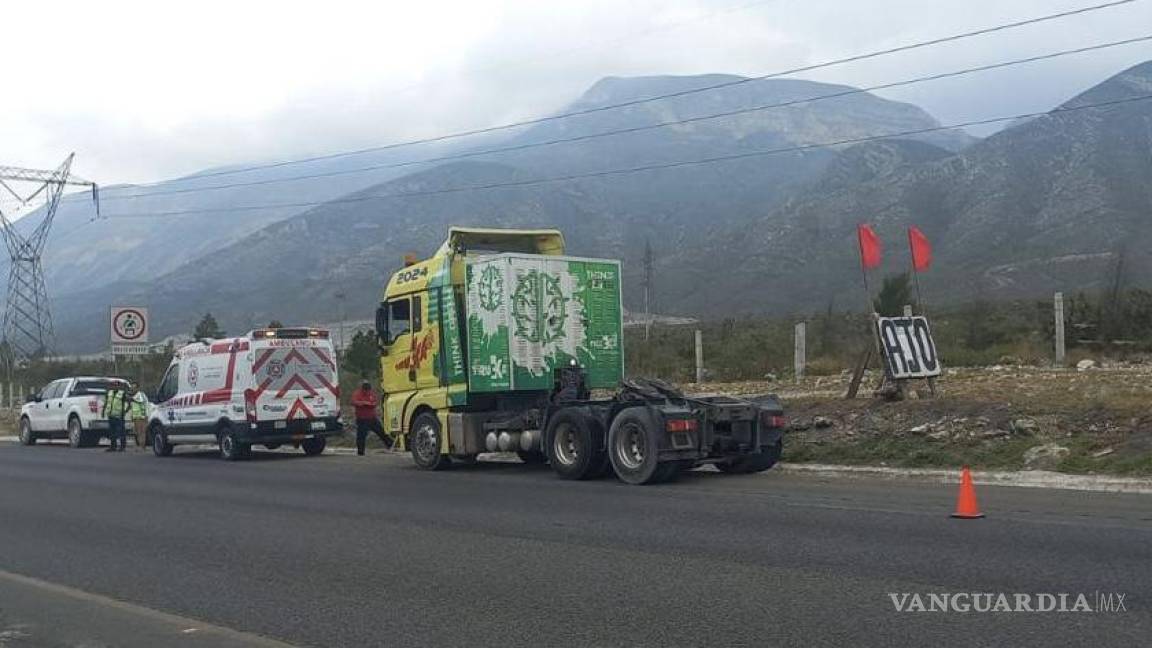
[351,380,391,455]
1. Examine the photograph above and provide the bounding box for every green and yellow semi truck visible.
[375,227,786,484]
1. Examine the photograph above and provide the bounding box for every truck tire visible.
[19,417,35,446]
[608,408,665,485]
[301,436,327,456]
[546,408,609,480]
[219,426,250,461]
[716,439,782,474]
[67,416,85,449]
[151,425,173,457]
[410,411,450,470]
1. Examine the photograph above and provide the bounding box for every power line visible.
[96,34,1152,202]
[102,93,1152,219]
[92,0,1136,194]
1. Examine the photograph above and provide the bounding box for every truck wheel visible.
[151,425,173,457]
[219,427,250,461]
[410,411,449,470]
[716,440,782,474]
[67,416,84,449]
[546,408,609,480]
[19,418,35,446]
[301,437,327,456]
[608,408,664,485]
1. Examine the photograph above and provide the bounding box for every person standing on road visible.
[130,387,148,450]
[103,383,130,452]
[351,380,391,455]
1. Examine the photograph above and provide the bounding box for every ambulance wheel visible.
[19,417,36,446]
[410,411,449,470]
[151,425,173,457]
[301,437,327,456]
[219,428,250,461]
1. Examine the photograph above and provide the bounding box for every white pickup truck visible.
[18,376,131,448]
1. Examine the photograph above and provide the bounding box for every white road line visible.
[0,568,298,647]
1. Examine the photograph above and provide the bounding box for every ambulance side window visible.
[384,298,411,345]
[156,365,179,402]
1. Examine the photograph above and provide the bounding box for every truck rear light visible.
[665,418,698,433]
[88,399,99,413]
[761,414,787,429]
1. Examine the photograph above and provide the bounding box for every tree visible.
[193,313,225,340]
[873,273,913,317]
[266,320,284,329]
[342,330,379,378]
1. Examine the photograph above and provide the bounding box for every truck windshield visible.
[70,380,126,396]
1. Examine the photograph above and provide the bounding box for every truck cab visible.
[376,228,566,456]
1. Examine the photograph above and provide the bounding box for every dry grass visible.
[678,365,1152,476]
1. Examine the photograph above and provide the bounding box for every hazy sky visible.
[4,0,1152,185]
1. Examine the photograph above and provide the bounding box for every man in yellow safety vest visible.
[103,384,130,452]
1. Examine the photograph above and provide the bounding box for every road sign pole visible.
[794,322,806,382]
[1054,292,1066,367]
[694,329,703,384]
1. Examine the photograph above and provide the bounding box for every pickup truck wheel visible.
[19,418,35,446]
[608,408,662,485]
[716,439,782,474]
[301,437,327,456]
[151,426,173,457]
[410,411,449,470]
[546,409,609,480]
[67,416,84,449]
[219,429,250,461]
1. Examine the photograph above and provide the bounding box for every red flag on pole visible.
[857,224,882,270]
[908,225,932,272]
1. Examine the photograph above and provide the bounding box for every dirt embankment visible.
[682,365,1152,476]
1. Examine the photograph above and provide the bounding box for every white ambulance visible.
[147,327,344,460]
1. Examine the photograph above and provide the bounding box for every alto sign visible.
[111,306,149,355]
[875,316,940,379]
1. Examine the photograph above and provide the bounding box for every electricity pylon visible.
[0,154,98,362]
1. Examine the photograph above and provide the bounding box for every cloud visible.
[4,0,1151,182]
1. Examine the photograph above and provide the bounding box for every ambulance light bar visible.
[251,328,330,339]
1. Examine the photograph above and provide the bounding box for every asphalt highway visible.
[0,441,1149,647]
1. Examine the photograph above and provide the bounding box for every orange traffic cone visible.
[951,466,984,519]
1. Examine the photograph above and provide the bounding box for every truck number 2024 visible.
[396,267,429,284]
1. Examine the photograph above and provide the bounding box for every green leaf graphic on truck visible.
[512,270,567,344]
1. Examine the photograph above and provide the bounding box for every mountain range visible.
[17,61,1152,352]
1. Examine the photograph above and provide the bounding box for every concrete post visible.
[902,304,914,317]
[1054,292,1066,366]
[694,329,703,384]
[794,322,806,382]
